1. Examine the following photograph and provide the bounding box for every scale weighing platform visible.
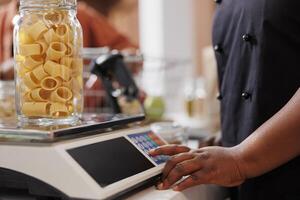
[0,114,169,200]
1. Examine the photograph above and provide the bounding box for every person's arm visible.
[77,2,137,50]
[149,88,300,191]
[234,88,300,178]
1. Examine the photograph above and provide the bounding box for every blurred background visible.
[0,0,220,142]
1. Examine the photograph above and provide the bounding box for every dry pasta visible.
[43,11,63,27]
[17,63,30,78]
[19,44,41,56]
[15,55,25,63]
[46,42,67,61]
[41,76,61,91]
[60,64,71,81]
[23,92,33,102]
[64,76,82,93]
[36,40,48,54]
[19,30,34,44]
[27,21,48,40]
[50,103,69,117]
[16,9,83,120]
[43,60,61,77]
[22,102,51,117]
[60,57,73,68]
[24,55,43,70]
[71,58,83,77]
[65,43,74,57]
[50,86,73,103]
[43,60,71,81]
[66,103,74,113]
[32,65,48,81]
[44,28,60,44]
[55,24,73,43]
[23,72,40,89]
[31,88,51,102]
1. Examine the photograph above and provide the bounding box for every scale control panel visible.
[128,132,169,165]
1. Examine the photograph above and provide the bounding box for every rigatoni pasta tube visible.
[15,55,25,63]
[65,43,74,57]
[60,64,71,81]
[46,42,67,61]
[23,72,40,89]
[66,103,74,113]
[44,60,71,81]
[50,103,69,117]
[43,60,61,77]
[36,40,48,54]
[41,76,61,91]
[24,55,43,70]
[17,63,30,78]
[71,58,83,77]
[19,30,34,44]
[27,21,48,40]
[19,44,41,56]
[43,28,60,44]
[55,24,73,43]
[50,86,73,103]
[31,88,51,102]
[60,57,73,68]
[43,11,63,27]
[22,102,51,117]
[62,77,81,92]
[32,65,48,81]
[23,92,33,102]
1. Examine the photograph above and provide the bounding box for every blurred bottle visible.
[184,77,207,118]
[0,81,15,119]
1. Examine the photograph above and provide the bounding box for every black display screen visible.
[67,137,155,187]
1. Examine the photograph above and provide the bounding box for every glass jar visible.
[13,0,83,125]
[0,81,16,120]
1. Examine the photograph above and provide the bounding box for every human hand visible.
[149,145,245,191]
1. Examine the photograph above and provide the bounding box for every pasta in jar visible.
[14,0,83,124]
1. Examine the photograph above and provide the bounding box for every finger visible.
[149,145,190,156]
[173,171,206,191]
[160,153,195,185]
[162,158,203,189]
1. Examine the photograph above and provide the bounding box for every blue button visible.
[143,143,149,149]
[148,143,154,149]
[141,136,147,142]
[138,144,144,150]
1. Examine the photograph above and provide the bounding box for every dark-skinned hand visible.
[149,145,246,191]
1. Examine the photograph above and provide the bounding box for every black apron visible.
[212,0,300,199]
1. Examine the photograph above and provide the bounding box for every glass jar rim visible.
[20,0,77,10]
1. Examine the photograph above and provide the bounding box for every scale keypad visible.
[128,132,169,165]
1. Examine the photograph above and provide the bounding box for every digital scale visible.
[0,53,169,199]
[0,114,168,200]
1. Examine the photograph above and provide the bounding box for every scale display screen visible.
[68,137,155,187]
